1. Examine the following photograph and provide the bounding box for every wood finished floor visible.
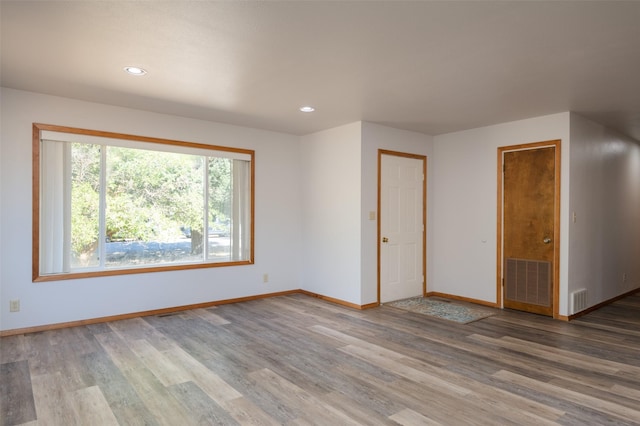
[2,292,640,425]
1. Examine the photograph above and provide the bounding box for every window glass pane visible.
[105,146,204,267]
[70,143,101,269]
[208,157,232,261]
[36,124,254,280]
[233,159,252,261]
[40,140,71,274]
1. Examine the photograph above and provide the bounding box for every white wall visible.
[0,88,302,332]
[360,122,433,304]
[299,123,363,304]
[431,113,571,312]
[299,122,432,306]
[3,88,635,331]
[568,113,640,311]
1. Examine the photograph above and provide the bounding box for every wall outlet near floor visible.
[263,273,269,283]
[9,299,20,312]
[623,273,627,283]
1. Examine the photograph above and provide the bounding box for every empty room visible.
[2,1,640,425]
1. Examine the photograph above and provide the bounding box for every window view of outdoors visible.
[69,145,234,268]
[37,126,252,279]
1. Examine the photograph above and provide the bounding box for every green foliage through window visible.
[36,124,253,280]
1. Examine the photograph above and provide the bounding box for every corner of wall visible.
[567,112,640,314]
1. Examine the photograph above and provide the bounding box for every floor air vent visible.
[571,289,588,314]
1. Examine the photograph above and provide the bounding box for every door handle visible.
[382,237,389,243]
[543,237,552,244]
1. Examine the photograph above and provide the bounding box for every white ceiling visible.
[2,1,640,140]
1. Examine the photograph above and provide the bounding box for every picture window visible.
[33,124,254,281]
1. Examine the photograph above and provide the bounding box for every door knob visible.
[543,237,552,244]
[382,237,389,243]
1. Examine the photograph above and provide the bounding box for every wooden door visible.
[503,146,556,316]
[379,152,426,303]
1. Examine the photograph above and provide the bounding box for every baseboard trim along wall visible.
[0,289,378,337]
[298,290,380,310]
[5,288,636,336]
[565,287,640,321]
[425,291,500,308]
[426,288,640,321]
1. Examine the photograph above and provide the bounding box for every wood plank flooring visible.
[2,292,640,425]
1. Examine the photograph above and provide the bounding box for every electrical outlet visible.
[623,273,627,283]
[10,299,20,312]
[263,273,269,283]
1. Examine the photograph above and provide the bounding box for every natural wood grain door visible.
[503,146,556,316]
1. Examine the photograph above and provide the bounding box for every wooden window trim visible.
[32,123,255,282]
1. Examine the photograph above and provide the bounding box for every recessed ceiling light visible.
[124,66,147,76]
[299,106,315,113]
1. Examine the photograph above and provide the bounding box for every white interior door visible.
[380,153,425,303]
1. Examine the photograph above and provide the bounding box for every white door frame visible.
[378,150,427,304]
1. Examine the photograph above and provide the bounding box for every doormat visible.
[385,297,496,324]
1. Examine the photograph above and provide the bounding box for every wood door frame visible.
[377,150,427,304]
[497,140,561,318]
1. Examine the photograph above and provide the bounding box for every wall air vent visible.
[571,289,588,314]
